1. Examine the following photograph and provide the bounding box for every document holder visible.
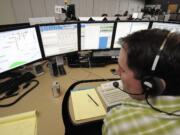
[62,78,119,135]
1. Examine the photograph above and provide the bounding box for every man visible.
[103,29,180,135]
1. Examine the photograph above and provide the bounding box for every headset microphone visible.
[113,81,120,88]
[113,81,143,95]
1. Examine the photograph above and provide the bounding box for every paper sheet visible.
[0,111,37,135]
[71,88,106,121]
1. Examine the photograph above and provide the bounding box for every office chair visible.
[158,15,165,21]
[62,78,119,135]
[114,14,121,21]
[101,13,108,21]
[101,13,108,17]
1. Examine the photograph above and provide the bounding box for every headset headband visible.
[151,32,171,71]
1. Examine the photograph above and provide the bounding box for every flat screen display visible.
[0,27,42,74]
[113,22,149,48]
[39,23,78,57]
[81,23,114,50]
[152,22,180,32]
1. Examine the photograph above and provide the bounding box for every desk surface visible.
[0,64,118,135]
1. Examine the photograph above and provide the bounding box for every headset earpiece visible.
[141,76,164,96]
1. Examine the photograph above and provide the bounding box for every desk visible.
[0,64,118,135]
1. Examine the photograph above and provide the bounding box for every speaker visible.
[33,62,44,76]
[48,60,59,77]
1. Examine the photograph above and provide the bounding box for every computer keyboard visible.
[18,72,35,84]
[0,78,19,96]
[0,72,35,96]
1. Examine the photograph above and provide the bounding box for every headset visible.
[141,32,172,96]
[113,32,180,116]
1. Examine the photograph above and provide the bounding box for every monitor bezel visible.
[0,23,30,30]
[112,20,151,49]
[0,25,43,76]
[79,20,116,51]
[38,21,79,59]
[150,21,180,29]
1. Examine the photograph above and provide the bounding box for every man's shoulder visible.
[103,96,180,135]
[107,96,180,117]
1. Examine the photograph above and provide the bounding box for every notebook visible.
[0,111,37,135]
[71,88,106,121]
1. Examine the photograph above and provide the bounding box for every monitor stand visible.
[78,51,92,68]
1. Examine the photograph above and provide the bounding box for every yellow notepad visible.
[0,111,37,135]
[71,88,106,121]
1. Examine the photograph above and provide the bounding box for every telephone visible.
[96,80,130,111]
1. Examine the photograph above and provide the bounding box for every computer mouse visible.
[110,69,117,75]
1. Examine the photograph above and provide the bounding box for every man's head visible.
[117,29,180,99]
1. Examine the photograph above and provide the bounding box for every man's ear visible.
[160,78,166,92]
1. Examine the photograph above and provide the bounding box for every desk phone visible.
[96,80,130,111]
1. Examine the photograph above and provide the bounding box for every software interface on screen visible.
[40,24,78,57]
[81,23,114,50]
[114,22,149,48]
[0,27,42,74]
[151,22,180,32]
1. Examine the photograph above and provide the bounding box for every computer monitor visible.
[151,22,180,33]
[0,26,42,74]
[113,21,150,48]
[39,23,78,57]
[80,22,114,51]
[78,17,91,21]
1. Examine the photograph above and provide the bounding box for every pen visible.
[87,94,99,106]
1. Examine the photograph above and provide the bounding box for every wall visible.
[145,0,180,11]
[0,0,145,25]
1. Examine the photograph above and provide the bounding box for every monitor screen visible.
[151,22,180,32]
[80,22,114,50]
[39,23,78,57]
[0,27,42,74]
[113,22,149,48]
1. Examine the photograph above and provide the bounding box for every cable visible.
[82,67,119,82]
[80,55,119,82]
[66,53,117,82]
[0,80,39,107]
[65,67,92,82]
[145,94,180,117]
[113,81,180,117]
[65,53,92,82]
[0,93,18,101]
